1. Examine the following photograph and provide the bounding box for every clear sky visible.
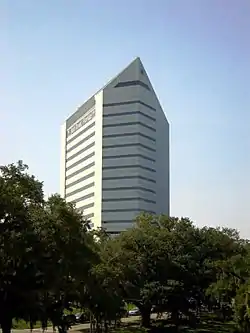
[1,0,250,236]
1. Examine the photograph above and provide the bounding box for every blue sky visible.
[1,0,250,236]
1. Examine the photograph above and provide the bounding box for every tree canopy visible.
[0,161,249,333]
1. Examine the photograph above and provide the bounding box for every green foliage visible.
[1,160,250,333]
[98,213,248,329]
[0,161,96,333]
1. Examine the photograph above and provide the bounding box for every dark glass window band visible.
[102,175,156,183]
[77,202,94,211]
[67,132,95,154]
[103,142,156,152]
[66,152,95,172]
[103,153,155,163]
[84,213,94,219]
[103,100,156,112]
[102,186,156,194]
[102,209,155,214]
[70,192,95,203]
[103,220,132,224]
[103,121,156,132]
[66,142,95,162]
[65,182,95,198]
[102,197,156,204]
[65,171,95,189]
[66,162,95,180]
[103,111,155,122]
[114,80,151,91]
[67,121,95,144]
[66,96,95,129]
[70,192,94,204]
[103,164,156,173]
[103,132,156,142]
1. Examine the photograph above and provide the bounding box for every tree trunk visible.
[1,316,12,333]
[140,306,151,328]
[90,315,93,333]
[104,320,108,333]
[171,311,180,332]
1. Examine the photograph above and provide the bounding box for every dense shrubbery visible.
[0,161,249,333]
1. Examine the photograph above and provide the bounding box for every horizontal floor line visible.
[66,152,95,172]
[102,197,156,204]
[103,110,155,122]
[102,153,155,162]
[65,182,95,198]
[65,171,95,189]
[103,165,156,173]
[102,175,156,183]
[102,186,156,194]
[103,100,156,111]
[66,162,95,180]
[66,132,95,153]
[103,121,156,132]
[102,209,156,213]
[103,142,156,152]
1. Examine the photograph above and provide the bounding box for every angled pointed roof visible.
[104,57,153,90]
[66,57,164,128]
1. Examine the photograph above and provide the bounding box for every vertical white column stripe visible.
[93,90,103,229]
[60,122,67,198]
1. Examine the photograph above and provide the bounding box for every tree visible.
[100,213,247,329]
[100,214,188,328]
[207,242,250,331]
[0,161,96,333]
[82,228,125,333]
[0,161,45,333]
[2,160,249,332]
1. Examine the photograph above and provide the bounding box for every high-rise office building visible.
[60,57,170,235]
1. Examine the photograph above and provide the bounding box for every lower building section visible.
[101,188,156,233]
[102,221,137,234]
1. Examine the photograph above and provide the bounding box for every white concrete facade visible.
[60,57,170,234]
